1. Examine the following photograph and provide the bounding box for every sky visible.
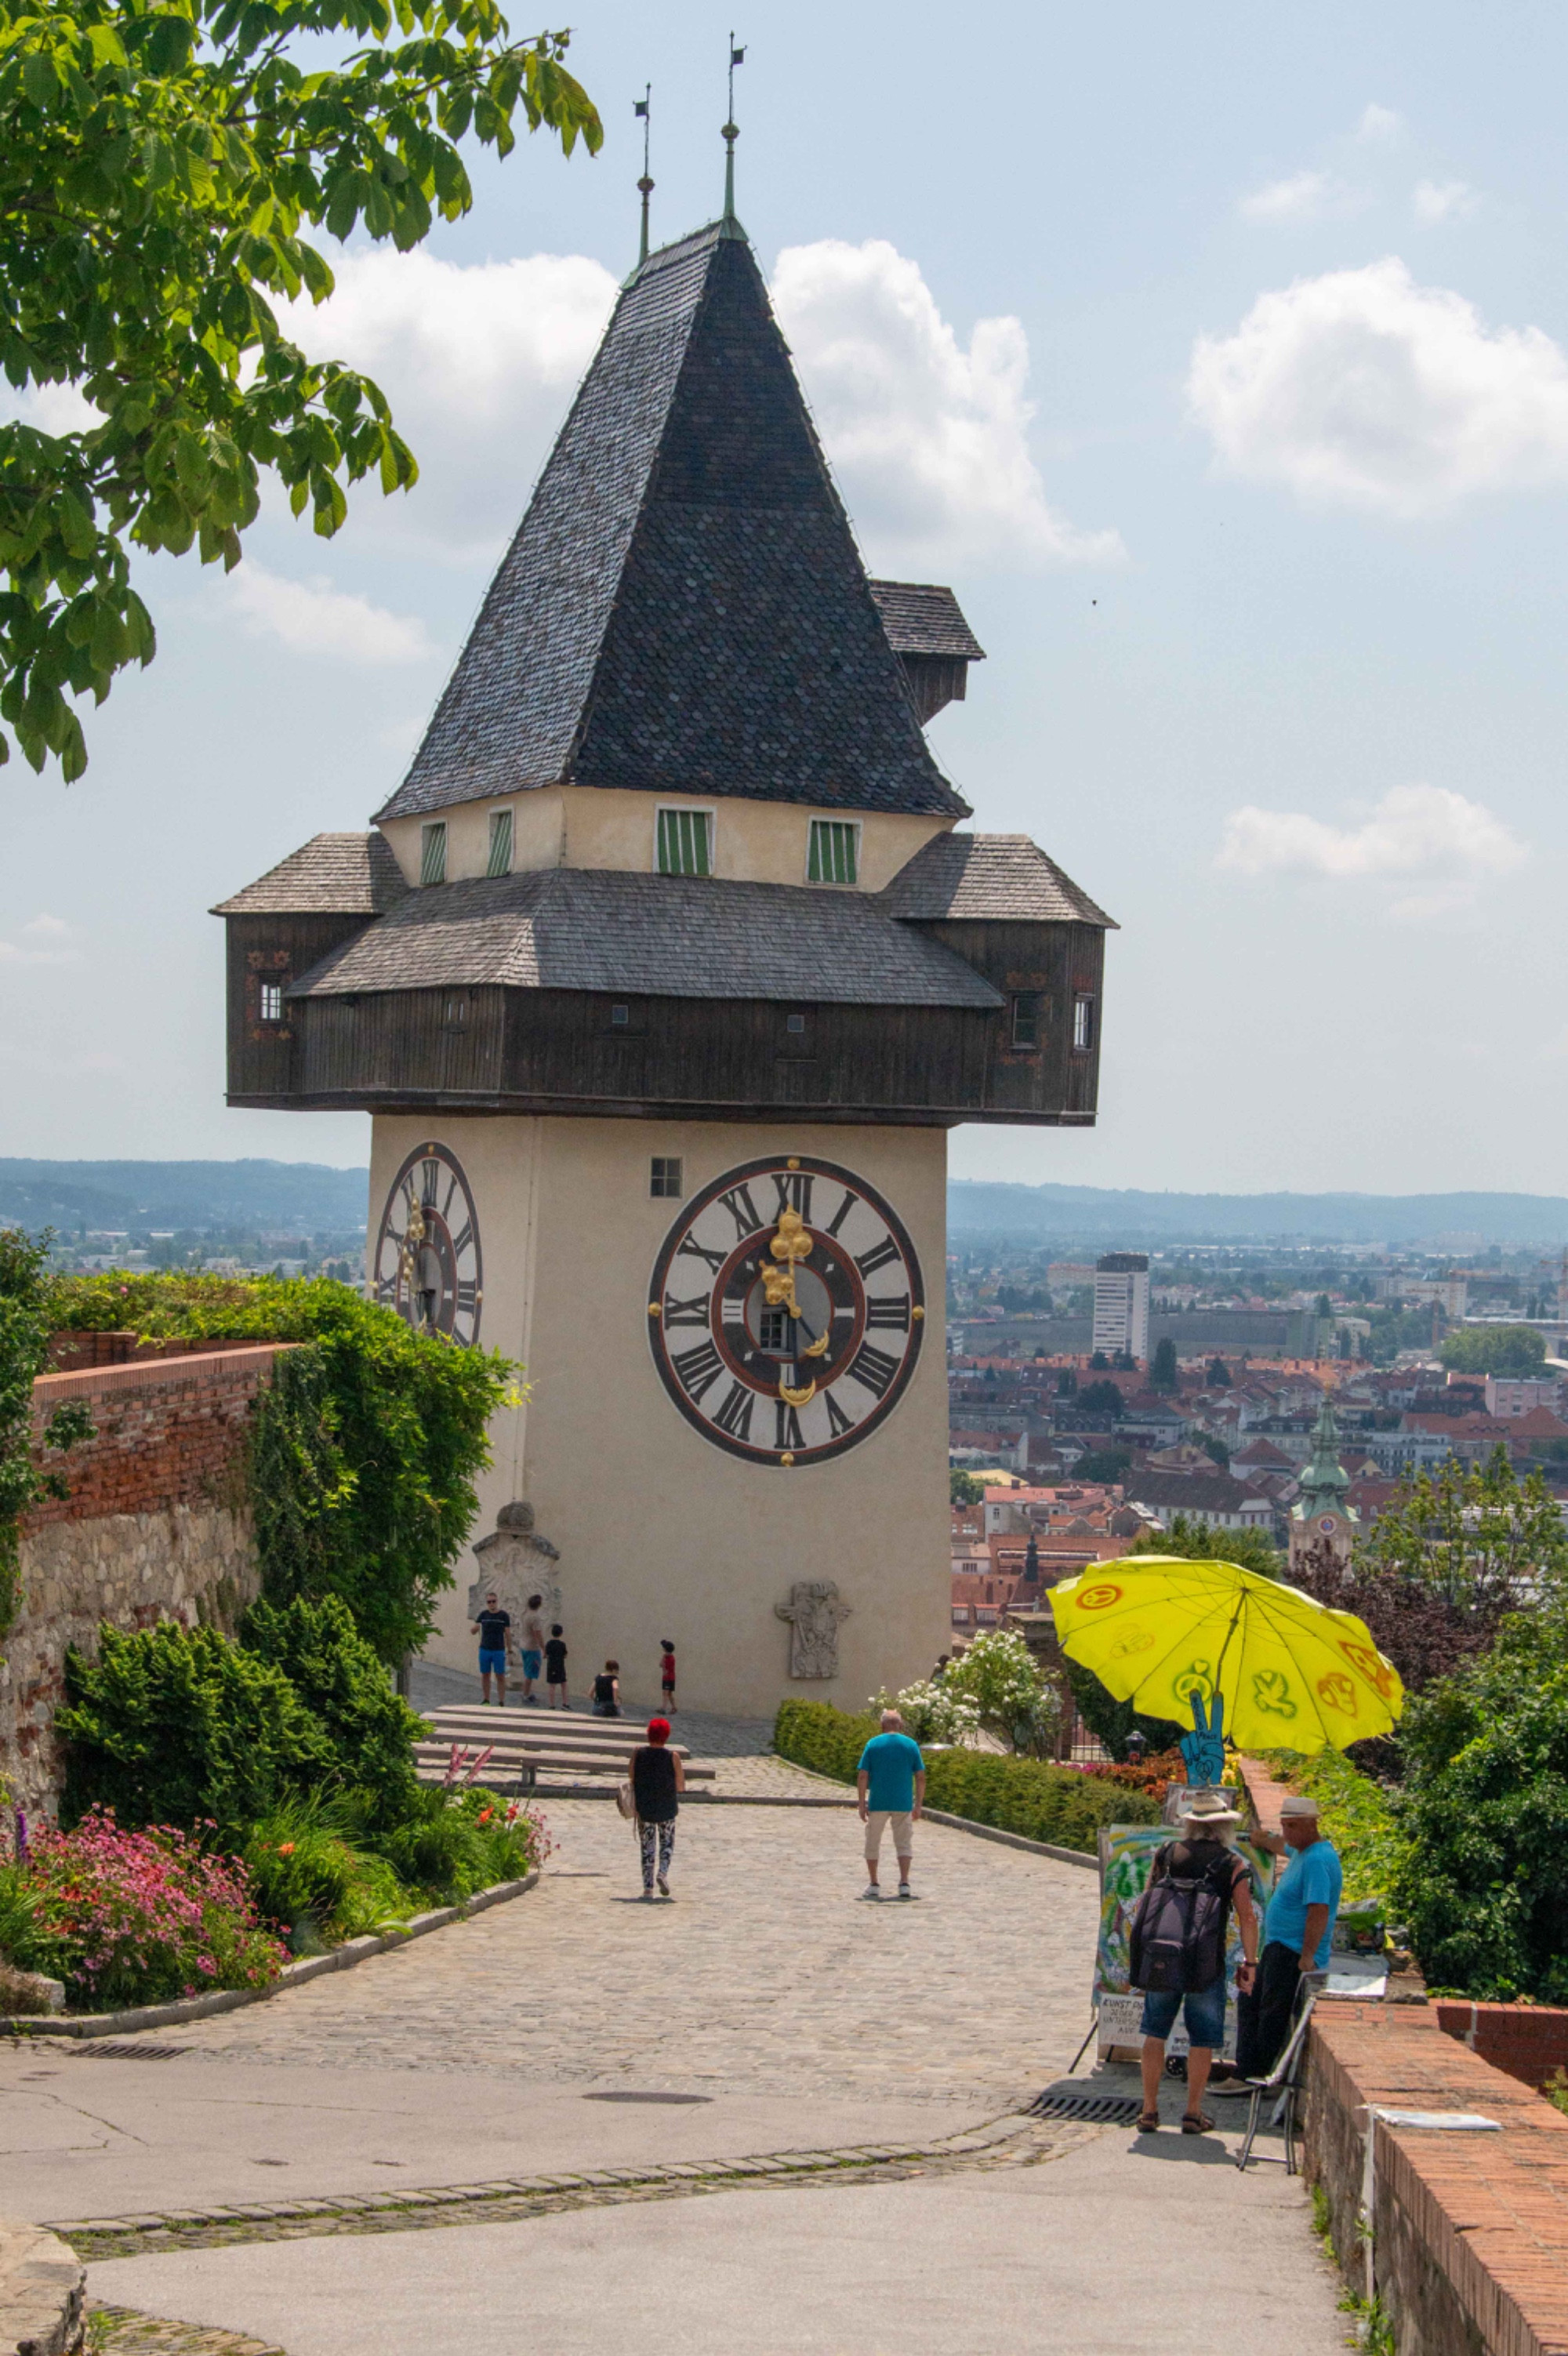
[4,0,1567,1194]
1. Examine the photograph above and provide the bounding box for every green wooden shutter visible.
[488,808,514,877]
[420,822,448,886]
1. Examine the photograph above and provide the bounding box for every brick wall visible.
[6,1345,292,1817]
[1436,2002,1568,2097]
[1306,2000,1568,2356]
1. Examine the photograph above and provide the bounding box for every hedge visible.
[773,1700,1162,1853]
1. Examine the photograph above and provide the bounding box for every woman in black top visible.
[591,1661,622,1718]
[630,1716,685,1900]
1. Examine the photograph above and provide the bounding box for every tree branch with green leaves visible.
[0,0,601,777]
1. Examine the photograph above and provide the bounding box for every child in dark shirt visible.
[544,1626,568,1710]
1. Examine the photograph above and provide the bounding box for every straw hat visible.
[1181,1789,1243,1831]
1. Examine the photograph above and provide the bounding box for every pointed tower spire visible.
[720,34,745,239]
[633,85,652,270]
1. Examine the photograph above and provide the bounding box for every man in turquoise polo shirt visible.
[1235,1792,1342,2079]
[855,1709,926,1900]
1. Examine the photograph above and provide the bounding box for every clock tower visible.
[214,183,1117,1714]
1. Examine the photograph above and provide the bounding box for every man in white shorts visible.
[855,1708,927,1900]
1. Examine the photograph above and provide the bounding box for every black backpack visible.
[1127,1845,1235,1995]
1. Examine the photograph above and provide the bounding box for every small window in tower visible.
[656,806,713,877]
[1073,994,1096,1053]
[611,1003,630,1027]
[259,981,285,1023]
[420,822,448,886]
[443,994,468,1031]
[650,1157,684,1200]
[786,1011,806,1035]
[808,819,859,885]
[1010,993,1041,1051]
[488,808,514,877]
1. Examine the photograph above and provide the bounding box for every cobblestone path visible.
[165,1795,1102,2105]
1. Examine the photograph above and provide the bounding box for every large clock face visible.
[648,1154,925,1467]
[373,1143,483,1345]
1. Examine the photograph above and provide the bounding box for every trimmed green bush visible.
[773,1700,1161,1853]
[241,1594,423,1828]
[59,1621,336,1836]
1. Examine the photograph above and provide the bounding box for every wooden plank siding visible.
[223,918,1104,1127]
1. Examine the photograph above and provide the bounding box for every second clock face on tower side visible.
[648,1154,925,1467]
[372,1142,483,1345]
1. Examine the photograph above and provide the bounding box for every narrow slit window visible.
[1073,994,1096,1053]
[650,1156,684,1199]
[656,807,712,877]
[420,821,448,887]
[487,808,514,877]
[1010,993,1041,1051]
[259,982,285,1023]
[786,1011,806,1036]
[808,819,858,885]
[611,1002,630,1027]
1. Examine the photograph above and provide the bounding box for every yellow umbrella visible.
[1049,1556,1403,1755]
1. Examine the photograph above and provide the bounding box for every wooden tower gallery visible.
[215,183,1116,1714]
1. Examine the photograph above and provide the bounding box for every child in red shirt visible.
[659,1639,677,1712]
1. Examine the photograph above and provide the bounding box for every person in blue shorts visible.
[519,1595,546,1705]
[855,1709,926,1899]
[470,1591,511,1704]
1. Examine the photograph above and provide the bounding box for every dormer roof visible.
[376,222,969,827]
[210,833,408,917]
[879,832,1116,928]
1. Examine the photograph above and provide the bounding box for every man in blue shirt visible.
[855,1710,927,1900]
[1235,1792,1343,2079]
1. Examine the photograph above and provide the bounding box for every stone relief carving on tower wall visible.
[775,1581,851,1679]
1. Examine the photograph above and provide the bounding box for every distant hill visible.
[947,1182,1568,1249]
[0,1160,369,1236]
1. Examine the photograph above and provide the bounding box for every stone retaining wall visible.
[1306,1999,1568,2356]
[7,1347,289,1817]
[1436,2000,1568,2096]
[0,2218,83,2354]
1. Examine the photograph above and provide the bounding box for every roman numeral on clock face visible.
[853,1236,901,1279]
[671,1341,724,1403]
[865,1293,911,1331]
[716,1182,764,1240]
[713,1382,755,1441]
[771,1171,814,1221]
[677,1233,727,1275]
[775,1401,805,1451]
[823,1390,855,1438]
[662,1293,711,1328]
[847,1341,901,1400]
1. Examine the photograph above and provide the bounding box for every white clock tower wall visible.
[368,1113,951,1719]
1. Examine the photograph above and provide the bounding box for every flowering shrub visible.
[0,1810,285,2011]
[866,1679,981,1747]
[943,1629,1062,1757]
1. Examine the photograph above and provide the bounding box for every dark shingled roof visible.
[869,582,985,663]
[289,867,1003,1010]
[877,833,1116,929]
[211,833,408,917]
[376,223,968,826]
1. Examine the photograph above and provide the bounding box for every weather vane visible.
[722,33,745,227]
[633,84,652,267]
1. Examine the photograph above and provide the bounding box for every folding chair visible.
[1235,1983,1320,2173]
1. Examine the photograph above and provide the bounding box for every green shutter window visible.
[808,819,858,884]
[488,808,514,877]
[420,822,448,886]
[656,808,712,877]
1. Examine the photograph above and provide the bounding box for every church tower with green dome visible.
[1289,1388,1358,1576]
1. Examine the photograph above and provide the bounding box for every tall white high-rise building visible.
[1093,1251,1149,1363]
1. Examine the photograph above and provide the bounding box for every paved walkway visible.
[0,1788,1348,2353]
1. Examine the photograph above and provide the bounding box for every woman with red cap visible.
[629,1716,685,1900]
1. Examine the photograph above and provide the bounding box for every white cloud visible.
[226,561,435,666]
[275,248,619,559]
[1188,259,1568,515]
[1239,171,1364,226]
[1414,178,1478,225]
[770,238,1122,572]
[1357,103,1405,144]
[0,914,78,966]
[1218,784,1526,918]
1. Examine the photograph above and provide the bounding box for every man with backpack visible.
[1129,1791,1260,2136]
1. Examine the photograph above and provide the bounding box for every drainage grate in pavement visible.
[74,2042,193,2062]
[1028,2081,1141,2124]
[583,2091,713,2105]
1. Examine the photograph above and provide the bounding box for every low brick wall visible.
[7,1346,289,1817]
[0,2217,83,2354]
[1436,2002,1568,2096]
[1306,2000,1568,2356]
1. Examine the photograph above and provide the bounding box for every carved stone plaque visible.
[775,1581,851,1679]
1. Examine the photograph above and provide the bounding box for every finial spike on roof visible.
[721,32,745,238]
[633,85,653,268]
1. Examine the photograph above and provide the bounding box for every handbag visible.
[615,1778,637,1821]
